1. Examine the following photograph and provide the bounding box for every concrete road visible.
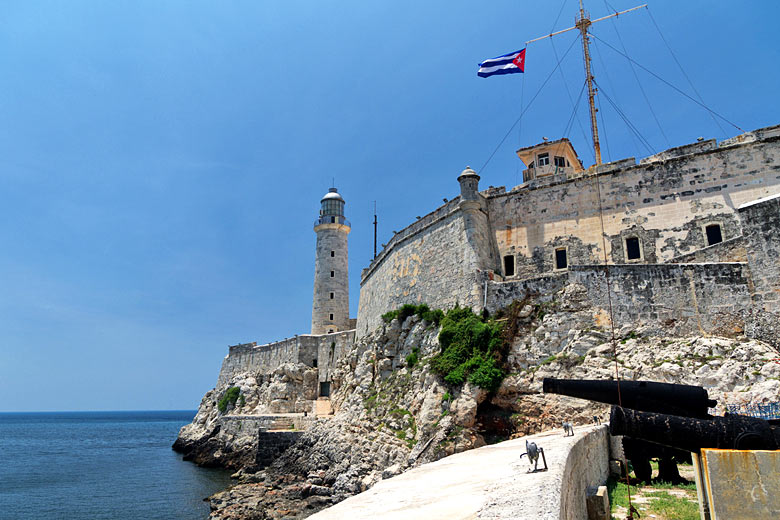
[310,425,605,520]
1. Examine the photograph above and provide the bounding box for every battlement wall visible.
[217,330,355,387]
[489,127,780,279]
[354,126,780,340]
[356,201,488,337]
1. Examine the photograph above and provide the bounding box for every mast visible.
[576,0,602,165]
[524,2,645,168]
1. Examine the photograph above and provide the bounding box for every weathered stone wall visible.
[488,129,780,279]
[354,128,780,338]
[739,193,780,346]
[484,273,568,313]
[356,200,485,338]
[668,236,747,263]
[559,426,610,520]
[217,331,356,387]
[316,331,354,384]
[256,431,304,468]
[569,263,752,337]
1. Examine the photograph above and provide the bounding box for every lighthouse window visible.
[329,313,334,320]
[330,271,334,277]
[705,224,723,245]
[625,237,642,261]
[330,292,334,299]
[537,153,549,166]
[330,251,334,257]
[503,255,515,277]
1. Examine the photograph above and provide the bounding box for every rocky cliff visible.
[175,282,780,519]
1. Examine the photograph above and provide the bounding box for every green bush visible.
[405,347,419,368]
[430,306,506,390]
[381,303,444,326]
[218,386,241,413]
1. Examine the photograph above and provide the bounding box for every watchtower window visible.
[330,271,334,277]
[329,313,334,320]
[329,292,334,299]
[625,237,642,260]
[705,224,723,245]
[554,156,566,168]
[555,248,568,270]
[537,153,549,166]
[319,382,331,397]
[330,250,335,257]
[503,255,515,277]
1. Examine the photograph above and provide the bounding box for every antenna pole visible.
[373,201,377,260]
[577,0,602,166]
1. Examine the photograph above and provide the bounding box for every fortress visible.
[215,124,780,414]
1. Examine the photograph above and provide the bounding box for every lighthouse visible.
[311,188,351,334]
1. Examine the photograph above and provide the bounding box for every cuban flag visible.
[477,48,526,78]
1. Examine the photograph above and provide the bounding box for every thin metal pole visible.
[373,201,377,259]
[577,0,602,165]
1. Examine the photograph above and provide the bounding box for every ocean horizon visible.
[0,410,233,519]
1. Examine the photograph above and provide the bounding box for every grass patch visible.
[218,386,241,413]
[607,477,699,520]
[429,306,506,391]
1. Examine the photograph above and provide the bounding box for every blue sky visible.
[1,1,778,411]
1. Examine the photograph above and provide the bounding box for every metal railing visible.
[726,402,780,420]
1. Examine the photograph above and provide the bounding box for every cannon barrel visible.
[610,406,780,452]
[542,378,716,418]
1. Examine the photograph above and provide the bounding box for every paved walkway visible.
[310,425,606,520]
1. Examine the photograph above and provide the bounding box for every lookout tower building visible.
[311,188,351,335]
[516,138,584,182]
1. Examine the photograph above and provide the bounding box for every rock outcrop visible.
[175,282,780,519]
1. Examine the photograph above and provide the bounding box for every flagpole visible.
[522,2,645,167]
[577,0,602,165]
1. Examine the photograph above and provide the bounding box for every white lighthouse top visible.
[321,188,344,202]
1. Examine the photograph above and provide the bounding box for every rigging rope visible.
[644,6,729,138]
[478,33,580,174]
[590,33,744,133]
[596,80,656,155]
[602,0,670,149]
[590,35,643,160]
[551,37,594,163]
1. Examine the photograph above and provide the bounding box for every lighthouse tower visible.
[311,188,351,334]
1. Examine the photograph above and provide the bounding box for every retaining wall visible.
[569,263,752,337]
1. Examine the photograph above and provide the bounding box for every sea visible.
[0,411,233,520]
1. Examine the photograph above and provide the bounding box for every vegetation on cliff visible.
[430,306,506,391]
[217,386,241,413]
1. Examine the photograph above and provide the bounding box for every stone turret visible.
[312,188,351,334]
[457,166,500,277]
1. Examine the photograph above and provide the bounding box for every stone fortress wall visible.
[356,125,780,341]
[217,330,355,388]
[215,125,780,397]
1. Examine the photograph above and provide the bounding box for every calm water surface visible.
[0,411,233,519]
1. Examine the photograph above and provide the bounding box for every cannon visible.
[610,406,780,452]
[542,378,718,482]
[542,378,716,418]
